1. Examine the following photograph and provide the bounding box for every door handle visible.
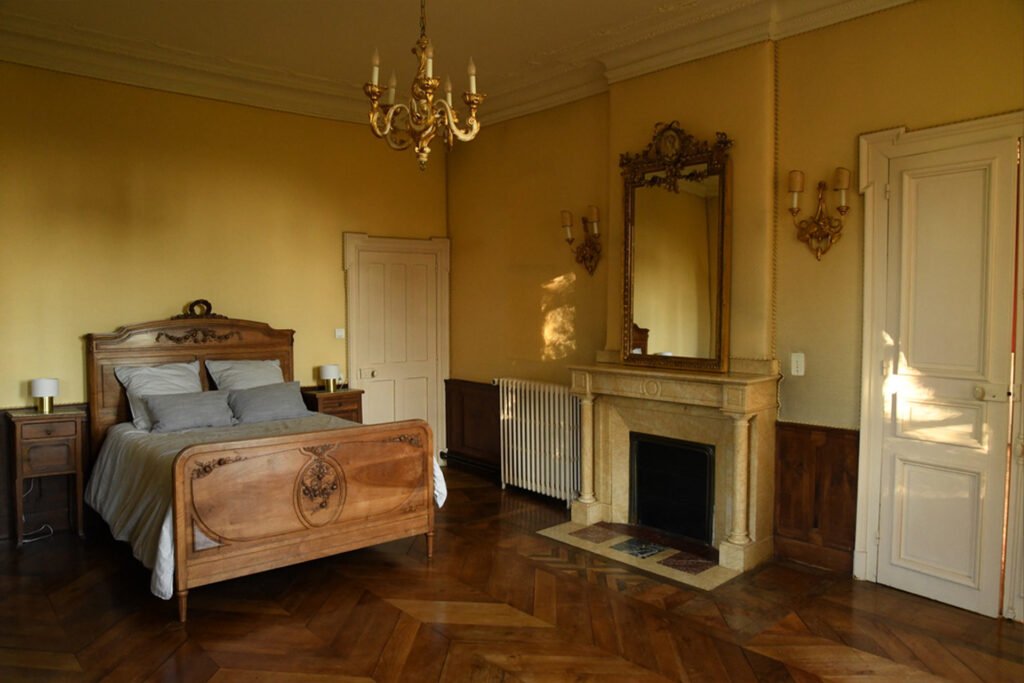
[359,368,378,379]
[974,384,1008,402]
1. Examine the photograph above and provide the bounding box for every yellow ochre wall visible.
[0,63,446,408]
[2,0,1020,432]
[776,0,1024,427]
[447,95,609,384]
[448,0,1022,430]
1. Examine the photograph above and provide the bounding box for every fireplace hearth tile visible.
[538,522,740,591]
[659,551,717,575]
[570,525,619,543]
[612,538,668,559]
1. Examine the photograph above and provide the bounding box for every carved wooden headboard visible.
[85,300,295,463]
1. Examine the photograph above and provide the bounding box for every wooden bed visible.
[85,300,434,621]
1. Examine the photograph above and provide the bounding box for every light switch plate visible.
[791,352,805,377]
[335,328,345,339]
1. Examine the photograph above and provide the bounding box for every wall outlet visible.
[790,352,805,377]
[335,328,345,339]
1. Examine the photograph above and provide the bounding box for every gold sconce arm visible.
[788,168,851,260]
[562,206,602,275]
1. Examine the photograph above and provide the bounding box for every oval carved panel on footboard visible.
[185,434,428,548]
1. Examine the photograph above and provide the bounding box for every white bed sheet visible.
[84,414,446,600]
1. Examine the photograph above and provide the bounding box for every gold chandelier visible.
[363,0,485,170]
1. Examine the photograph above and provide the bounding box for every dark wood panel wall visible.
[774,422,859,572]
[1,403,88,540]
[443,379,500,480]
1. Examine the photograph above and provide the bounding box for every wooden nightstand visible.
[7,407,86,546]
[301,388,364,423]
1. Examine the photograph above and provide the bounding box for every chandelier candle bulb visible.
[468,57,476,93]
[386,71,397,105]
[444,76,453,106]
[561,210,573,240]
[425,43,433,78]
[371,48,380,86]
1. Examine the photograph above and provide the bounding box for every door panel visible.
[875,137,1017,617]
[349,242,443,451]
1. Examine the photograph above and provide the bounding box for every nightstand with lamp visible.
[6,378,86,545]
[301,364,364,423]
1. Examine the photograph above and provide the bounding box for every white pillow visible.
[206,359,284,391]
[114,361,203,431]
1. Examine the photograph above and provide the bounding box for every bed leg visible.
[426,531,434,558]
[176,591,188,622]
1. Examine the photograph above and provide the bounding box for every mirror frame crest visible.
[620,122,733,372]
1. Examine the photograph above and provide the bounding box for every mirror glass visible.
[620,124,732,372]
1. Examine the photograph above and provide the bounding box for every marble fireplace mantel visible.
[569,364,779,571]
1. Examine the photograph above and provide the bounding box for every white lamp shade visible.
[319,365,341,381]
[31,378,59,398]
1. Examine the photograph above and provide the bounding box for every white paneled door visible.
[344,234,450,457]
[859,114,1022,618]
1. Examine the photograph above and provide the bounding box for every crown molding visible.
[0,10,369,123]
[0,1,914,125]
[602,0,912,84]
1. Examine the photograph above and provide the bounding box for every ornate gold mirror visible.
[620,123,732,372]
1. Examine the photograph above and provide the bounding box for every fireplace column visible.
[719,412,757,570]
[571,378,602,524]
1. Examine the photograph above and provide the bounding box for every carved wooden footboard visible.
[172,419,434,621]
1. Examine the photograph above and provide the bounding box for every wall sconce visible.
[319,365,341,393]
[31,378,58,414]
[788,167,851,260]
[561,205,601,275]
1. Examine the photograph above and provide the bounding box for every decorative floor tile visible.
[569,525,618,543]
[611,538,667,559]
[658,551,716,575]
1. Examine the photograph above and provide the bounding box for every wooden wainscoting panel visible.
[443,379,500,480]
[774,422,858,572]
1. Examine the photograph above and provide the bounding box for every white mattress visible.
[85,415,446,599]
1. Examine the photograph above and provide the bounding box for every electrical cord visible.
[20,479,57,543]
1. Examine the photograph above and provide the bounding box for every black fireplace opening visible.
[629,432,714,545]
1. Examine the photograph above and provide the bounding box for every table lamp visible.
[31,378,59,414]
[319,365,341,393]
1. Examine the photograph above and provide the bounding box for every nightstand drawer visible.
[21,420,77,440]
[319,394,359,411]
[22,441,75,476]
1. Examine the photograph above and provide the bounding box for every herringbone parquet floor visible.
[1,468,1022,681]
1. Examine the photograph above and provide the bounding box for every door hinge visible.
[884,183,891,200]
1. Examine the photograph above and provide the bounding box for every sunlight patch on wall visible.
[541,273,577,360]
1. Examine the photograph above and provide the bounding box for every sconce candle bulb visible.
[789,166,851,260]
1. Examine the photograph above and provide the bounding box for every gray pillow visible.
[206,359,284,391]
[228,381,311,424]
[144,390,235,433]
[114,361,203,431]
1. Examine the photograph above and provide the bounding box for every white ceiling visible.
[0,0,909,124]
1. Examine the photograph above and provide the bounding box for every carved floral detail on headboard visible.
[156,328,242,345]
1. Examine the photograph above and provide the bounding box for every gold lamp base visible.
[323,378,338,393]
[37,396,53,414]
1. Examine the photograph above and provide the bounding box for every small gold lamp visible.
[319,365,341,393]
[31,378,58,414]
